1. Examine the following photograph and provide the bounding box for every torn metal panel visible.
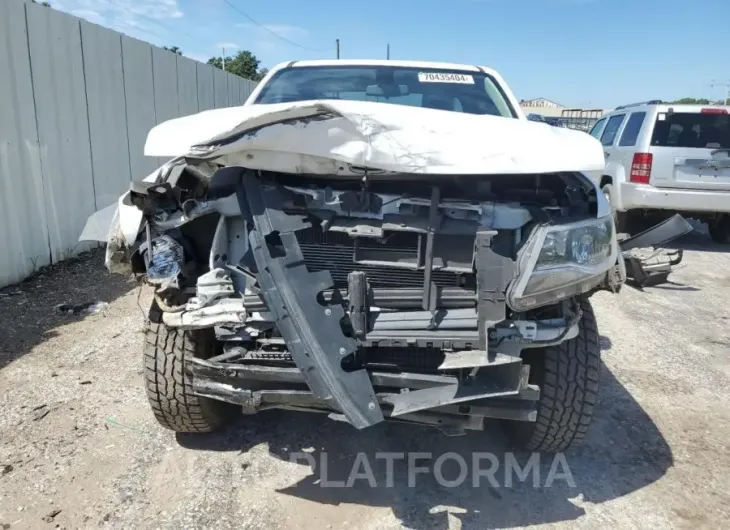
[186,268,235,310]
[438,351,521,370]
[188,356,539,427]
[434,400,538,422]
[162,298,247,329]
[189,358,459,390]
[239,171,384,429]
[387,412,484,435]
[383,362,524,417]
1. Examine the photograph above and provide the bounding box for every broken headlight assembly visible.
[507,216,616,311]
[139,234,186,290]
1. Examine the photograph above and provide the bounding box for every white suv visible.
[592,100,730,240]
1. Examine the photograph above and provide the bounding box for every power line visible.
[219,0,327,52]
[102,0,205,48]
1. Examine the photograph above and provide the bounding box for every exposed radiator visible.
[297,227,464,288]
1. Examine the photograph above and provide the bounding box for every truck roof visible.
[272,59,500,78]
[611,100,730,114]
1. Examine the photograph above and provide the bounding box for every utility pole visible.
[710,79,730,104]
[387,43,390,60]
[222,47,226,71]
[336,39,340,59]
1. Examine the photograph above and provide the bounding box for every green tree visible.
[163,46,183,55]
[670,98,710,104]
[669,97,728,105]
[208,50,267,81]
[31,1,51,5]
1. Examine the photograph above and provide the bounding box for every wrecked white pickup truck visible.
[82,60,633,452]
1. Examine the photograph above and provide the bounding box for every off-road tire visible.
[505,298,601,452]
[143,321,233,433]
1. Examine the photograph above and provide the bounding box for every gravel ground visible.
[1,232,729,530]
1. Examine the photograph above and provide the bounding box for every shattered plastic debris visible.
[145,235,184,288]
[55,301,109,315]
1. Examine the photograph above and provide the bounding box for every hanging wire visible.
[219,0,328,52]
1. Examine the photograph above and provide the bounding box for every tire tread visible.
[143,321,228,433]
[510,299,601,452]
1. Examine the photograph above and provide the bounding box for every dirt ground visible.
[1,229,730,530]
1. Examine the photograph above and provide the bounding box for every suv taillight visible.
[630,153,653,184]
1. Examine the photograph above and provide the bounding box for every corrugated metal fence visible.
[0,0,258,287]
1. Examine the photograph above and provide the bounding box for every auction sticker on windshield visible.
[418,72,475,84]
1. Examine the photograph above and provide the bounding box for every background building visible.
[520,97,611,131]
[520,97,565,115]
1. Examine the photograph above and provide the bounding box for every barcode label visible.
[418,72,475,84]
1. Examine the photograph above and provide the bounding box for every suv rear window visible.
[651,112,730,148]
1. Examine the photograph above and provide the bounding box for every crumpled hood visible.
[145,100,605,175]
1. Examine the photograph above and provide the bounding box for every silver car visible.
[592,100,730,240]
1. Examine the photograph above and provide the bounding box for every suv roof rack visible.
[614,100,663,110]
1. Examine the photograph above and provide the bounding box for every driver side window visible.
[589,118,607,139]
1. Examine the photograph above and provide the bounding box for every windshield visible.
[651,111,730,149]
[254,65,516,117]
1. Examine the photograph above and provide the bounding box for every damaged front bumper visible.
[189,356,540,433]
[82,164,629,431]
[174,171,613,430]
[160,210,689,431]
[619,214,692,288]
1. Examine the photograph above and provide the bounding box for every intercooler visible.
[296,227,466,288]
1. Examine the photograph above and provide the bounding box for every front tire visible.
[143,321,233,433]
[504,299,601,452]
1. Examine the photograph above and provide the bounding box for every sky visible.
[51,0,730,108]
